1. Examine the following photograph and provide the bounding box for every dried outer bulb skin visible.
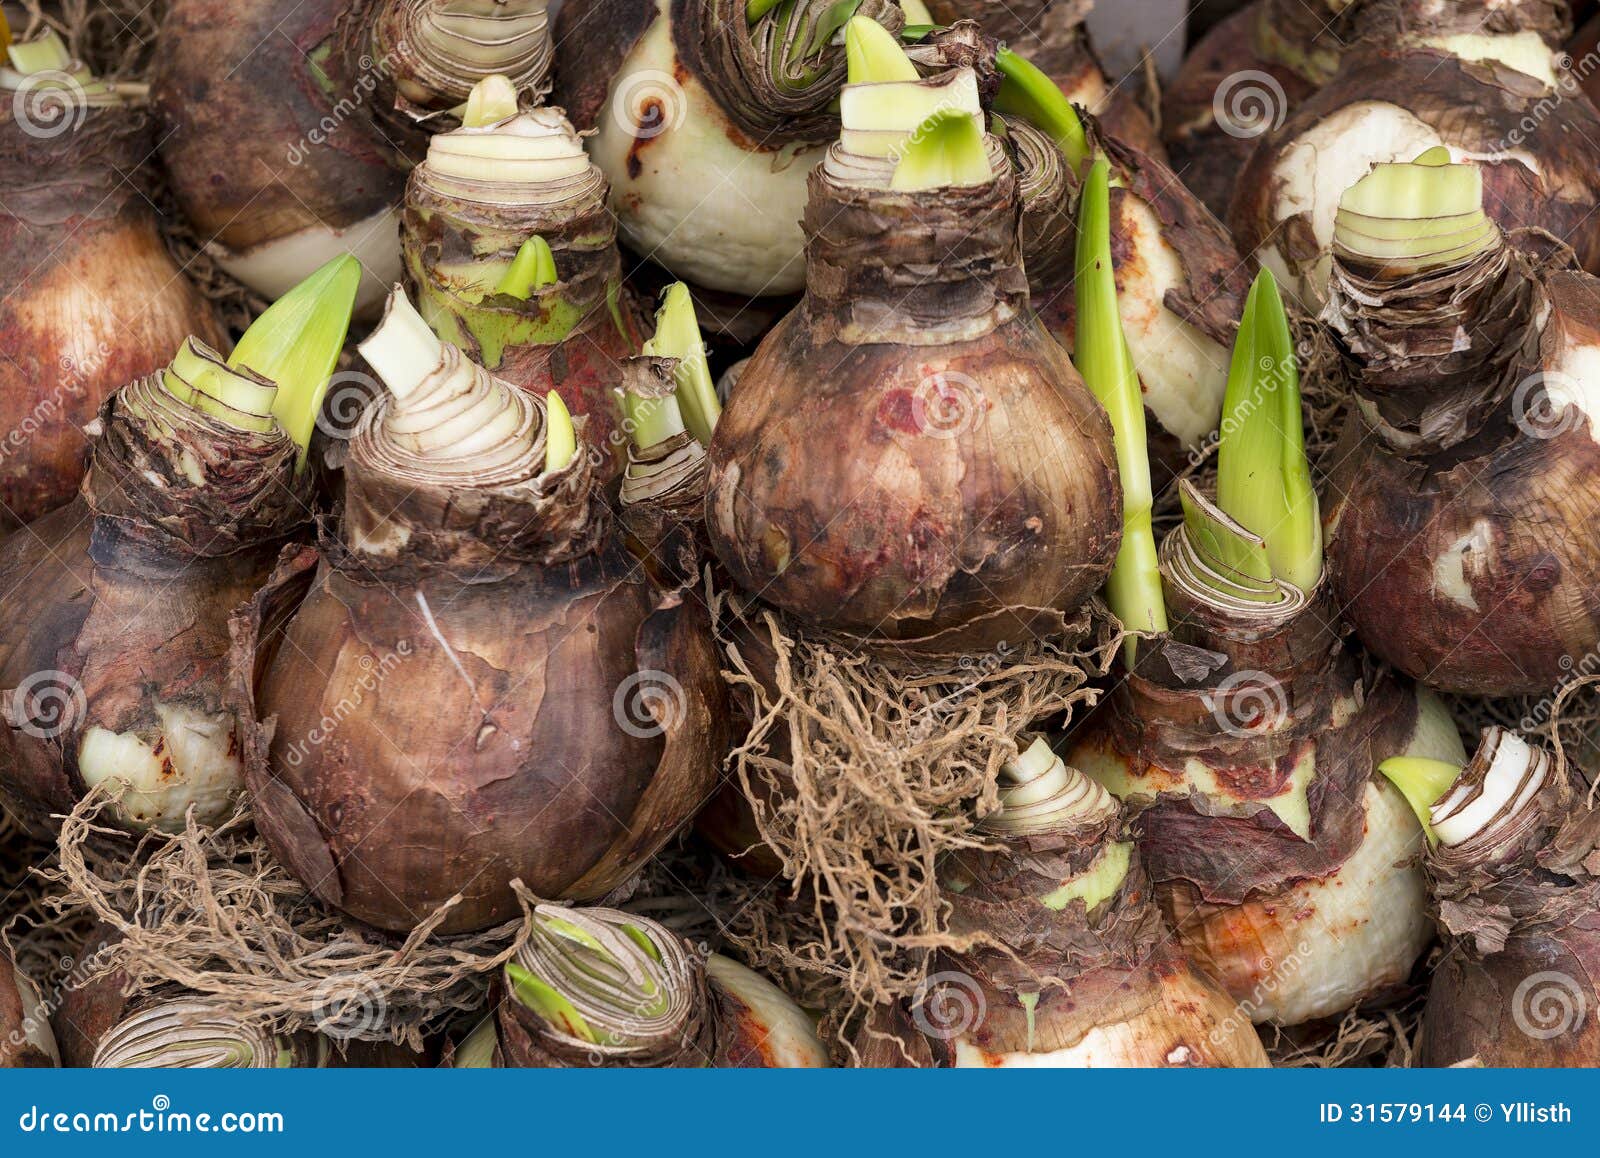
[1007,114,1250,464]
[0,32,224,531]
[551,0,905,297]
[1418,728,1600,1066]
[705,96,1121,651]
[1321,159,1600,695]
[494,905,827,1067]
[0,365,310,836]
[1229,0,1600,308]
[616,357,711,587]
[401,100,642,467]
[0,952,57,1067]
[241,295,728,935]
[1065,516,1467,1026]
[885,740,1268,1067]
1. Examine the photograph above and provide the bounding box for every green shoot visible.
[462,73,519,128]
[1377,756,1463,847]
[994,47,1089,170]
[544,390,576,473]
[1214,269,1321,593]
[641,282,719,447]
[228,254,361,465]
[496,235,559,299]
[890,108,990,190]
[1075,159,1166,660]
[504,962,598,1044]
[845,14,918,82]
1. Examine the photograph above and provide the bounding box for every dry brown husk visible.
[43,782,540,1051]
[707,589,1118,1047]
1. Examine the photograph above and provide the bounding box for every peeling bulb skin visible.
[706,155,1122,650]
[1417,728,1600,1066]
[553,0,904,298]
[241,344,727,935]
[0,70,225,531]
[1064,545,1465,1025]
[0,953,57,1068]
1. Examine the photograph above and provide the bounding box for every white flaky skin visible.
[77,702,243,832]
[585,0,816,296]
[706,955,829,1067]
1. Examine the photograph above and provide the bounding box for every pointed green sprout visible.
[845,13,918,82]
[1377,756,1463,847]
[891,108,990,190]
[227,254,361,466]
[1333,147,1497,270]
[505,962,599,1044]
[544,390,576,473]
[993,47,1089,170]
[496,235,559,300]
[1075,159,1166,660]
[641,282,720,447]
[1178,480,1279,603]
[1214,269,1321,593]
[462,73,519,128]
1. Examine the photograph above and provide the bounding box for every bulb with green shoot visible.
[1322,145,1600,696]
[556,0,904,298]
[495,905,827,1067]
[704,20,1120,649]
[401,76,641,471]
[242,286,729,936]
[0,260,361,837]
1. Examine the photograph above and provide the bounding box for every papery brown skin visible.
[242,500,728,934]
[0,103,223,531]
[0,952,55,1068]
[706,167,1121,650]
[1324,272,1600,696]
[152,0,410,254]
[1160,0,1324,219]
[1230,50,1600,284]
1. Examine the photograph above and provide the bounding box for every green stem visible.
[1075,159,1166,661]
[994,47,1089,170]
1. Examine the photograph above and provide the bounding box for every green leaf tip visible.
[641,282,720,446]
[544,390,576,473]
[845,14,918,83]
[496,235,558,300]
[1377,756,1463,846]
[1074,159,1166,660]
[504,962,598,1044]
[993,47,1088,169]
[1215,267,1321,593]
[227,253,361,464]
[890,108,990,191]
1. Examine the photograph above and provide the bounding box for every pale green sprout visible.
[641,282,720,447]
[1075,159,1167,661]
[496,235,559,299]
[993,47,1089,169]
[462,73,519,128]
[844,13,918,82]
[1377,756,1464,847]
[890,108,990,190]
[544,390,576,473]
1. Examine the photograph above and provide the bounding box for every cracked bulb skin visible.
[0,380,309,838]
[1228,0,1600,308]
[553,0,902,299]
[241,343,726,935]
[1323,250,1600,695]
[0,63,224,532]
[1417,729,1600,1067]
[1065,536,1466,1026]
[705,155,1121,651]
